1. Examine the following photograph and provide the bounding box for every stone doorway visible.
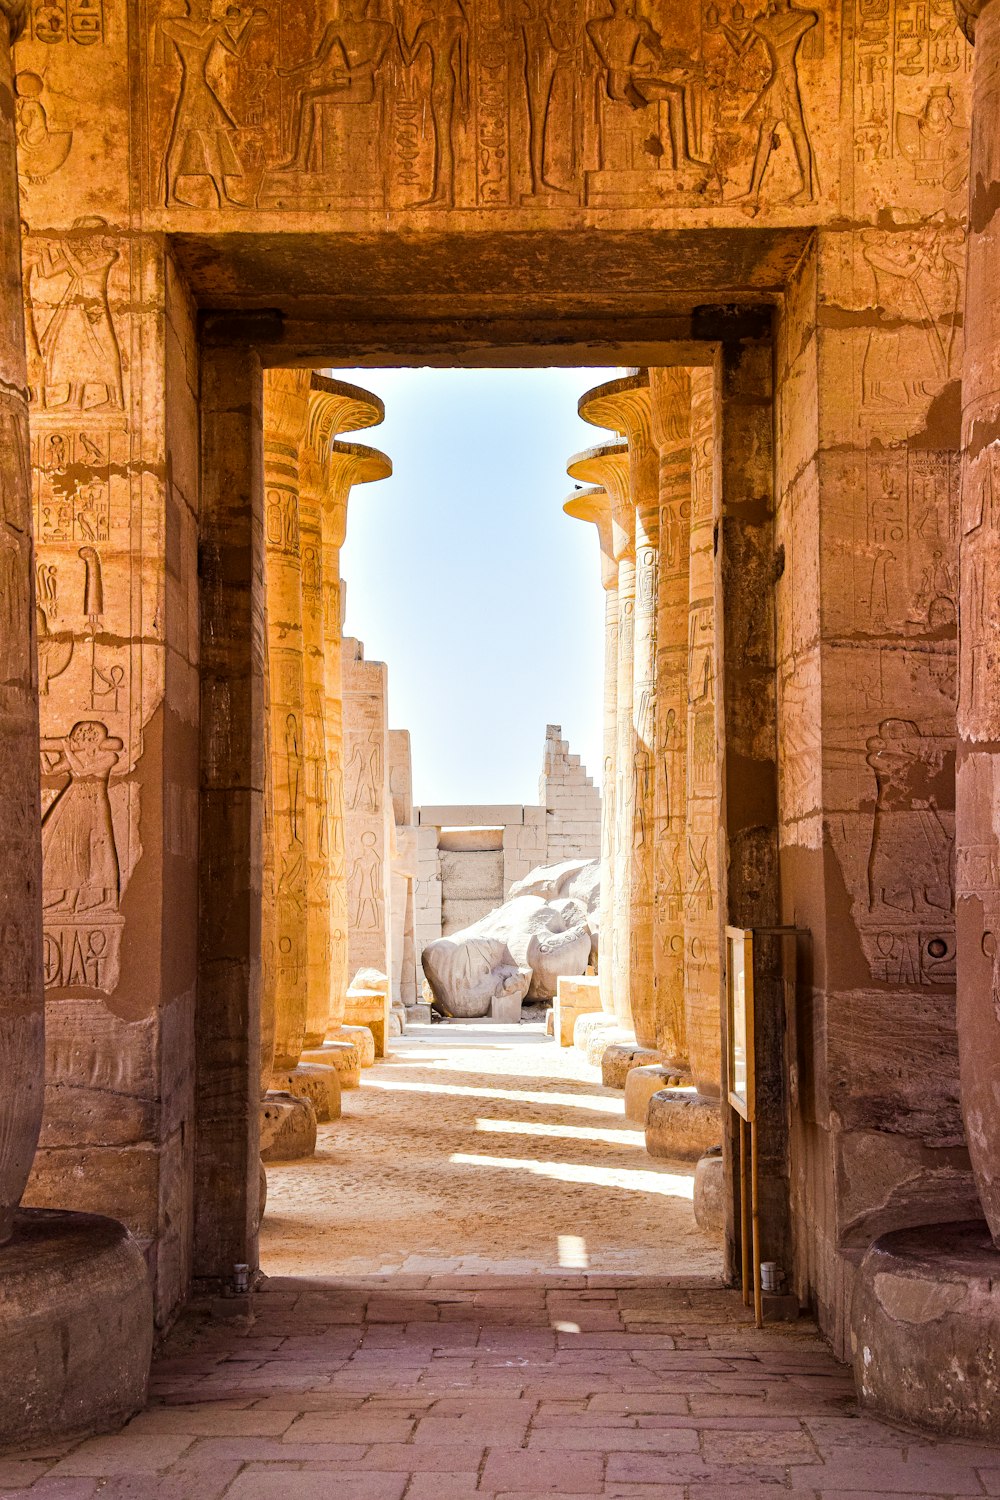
[191,309,784,1311]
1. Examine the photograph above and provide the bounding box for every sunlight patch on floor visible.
[363,1077,624,1112]
[476,1117,646,1147]
[449,1152,696,1198]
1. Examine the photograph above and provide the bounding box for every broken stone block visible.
[624,1064,689,1125]
[261,1093,318,1164]
[269,1063,342,1124]
[693,1149,725,1237]
[602,1043,660,1089]
[645,1089,722,1162]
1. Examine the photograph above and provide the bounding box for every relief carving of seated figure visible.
[276,0,395,174]
[586,0,707,172]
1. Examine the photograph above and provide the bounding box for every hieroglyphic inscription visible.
[26,230,141,1000]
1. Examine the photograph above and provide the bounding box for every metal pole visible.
[739,1113,751,1308]
[751,1119,763,1329]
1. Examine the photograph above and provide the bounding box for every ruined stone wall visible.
[539,724,602,864]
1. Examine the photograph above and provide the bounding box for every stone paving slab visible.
[1,1277,998,1497]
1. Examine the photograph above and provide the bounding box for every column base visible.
[344,990,390,1058]
[693,1148,725,1236]
[270,1063,342,1123]
[0,1209,152,1448]
[852,1220,1000,1441]
[645,1088,722,1162]
[624,1064,691,1124]
[261,1092,317,1163]
[572,1011,634,1066]
[329,1024,376,1068]
[602,1044,661,1090]
[302,1040,362,1089]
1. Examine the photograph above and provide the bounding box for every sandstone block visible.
[852,1221,1000,1441]
[584,1023,635,1069]
[0,1210,152,1446]
[406,1003,433,1025]
[645,1090,723,1162]
[261,1093,318,1163]
[270,1063,342,1123]
[555,974,602,1047]
[491,992,524,1024]
[572,1009,614,1047]
[624,1065,691,1124]
[344,988,391,1057]
[301,1040,362,1089]
[328,1024,376,1069]
[693,1149,725,1237]
[602,1043,660,1089]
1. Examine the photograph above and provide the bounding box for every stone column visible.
[262,370,312,1080]
[580,375,660,1048]
[567,440,633,1031]
[297,377,387,1045]
[0,0,44,1247]
[684,371,722,1099]
[956,0,1000,1242]
[298,404,333,1055]
[649,367,693,1072]
[322,439,392,1036]
[563,485,618,1017]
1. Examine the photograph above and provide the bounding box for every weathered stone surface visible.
[269,1063,341,1125]
[646,1089,723,1162]
[344,987,390,1058]
[602,1044,660,1090]
[0,0,42,1250]
[300,1040,361,1090]
[852,1221,1000,1440]
[260,1093,317,1164]
[693,1149,726,1238]
[554,974,602,1048]
[624,1064,690,1125]
[423,861,598,1017]
[0,1210,151,1446]
[331,1024,376,1070]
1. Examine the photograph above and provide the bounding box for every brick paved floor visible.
[4,1276,998,1497]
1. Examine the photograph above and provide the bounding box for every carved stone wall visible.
[776,216,973,1348]
[21,236,201,1327]
[7,0,986,1360]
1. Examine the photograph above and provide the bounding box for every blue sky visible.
[334,367,618,807]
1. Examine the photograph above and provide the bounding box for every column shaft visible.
[323,554,349,1028]
[263,370,312,1074]
[613,554,636,1030]
[599,585,619,1015]
[957,0,1000,1242]
[630,437,660,1049]
[0,1,44,1247]
[685,370,722,1098]
[651,368,693,1069]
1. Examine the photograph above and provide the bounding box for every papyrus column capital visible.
[325,441,393,551]
[567,443,633,563]
[564,485,617,592]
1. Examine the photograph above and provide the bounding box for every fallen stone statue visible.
[421,859,598,1018]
